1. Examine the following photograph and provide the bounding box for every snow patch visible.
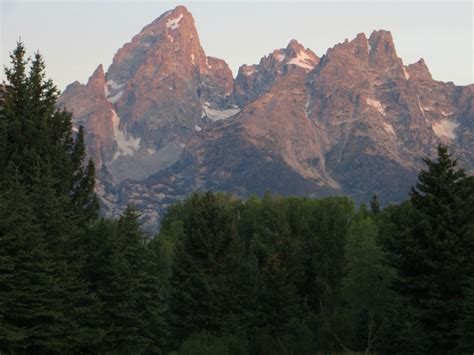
[105,80,126,103]
[403,66,410,80]
[191,54,195,64]
[180,143,186,148]
[195,125,202,131]
[111,110,141,160]
[166,14,183,30]
[417,96,425,118]
[202,102,240,121]
[383,122,396,136]
[147,148,156,155]
[275,52,286,62]
[304,95,311,117]
[243,67,256,76]
[287,50,315,70]
[107,90,123,104]
[441,111,453,117]
[106,80,125,90]
[432,119,459,140]
[367,39,372,53]
[366,98,385,116]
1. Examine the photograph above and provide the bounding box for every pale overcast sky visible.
[1,0,473,90]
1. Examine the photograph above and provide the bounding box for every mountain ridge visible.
[57,5,474,231]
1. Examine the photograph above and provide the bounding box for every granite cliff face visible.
[59,6,237,187]
[59,6,474,231]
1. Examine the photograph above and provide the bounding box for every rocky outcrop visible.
[58,65,115,169]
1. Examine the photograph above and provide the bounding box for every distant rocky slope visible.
[58,5,474,231]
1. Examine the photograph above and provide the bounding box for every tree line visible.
[1,43,473,354]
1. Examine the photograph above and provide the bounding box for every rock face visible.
[59,6,236,186]
[59,65,115,169]
[234,39,318,107]
[59,7,474,232]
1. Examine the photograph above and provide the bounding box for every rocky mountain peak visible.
[285,39,305,56]
[106,5,205,85]
[407,58,433,81]
[234,39,319,106]
[283,39,319,70]
[59,5,235,185]
[86,64,106,96]
[368,30,398,64]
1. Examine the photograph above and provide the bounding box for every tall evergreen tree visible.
[395,145,474,352]
[168,192,242,347]
[0,42,101,352]
[1,42,98,221]
[95,206,167,354]
[457,277,474,352]
[0,167,63,354]
[370,194,380,214]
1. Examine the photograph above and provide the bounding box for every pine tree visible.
[457,277,474,351]
[1,42,98,222]
[1,42,101,352]
[370,194,380,214]
[29,164,103,352]
[95,206,167,354]
[0,166,64,353]
[397,145,474,352]
[168,192,241,347]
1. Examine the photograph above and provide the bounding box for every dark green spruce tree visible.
[395,145,474,353]
[168,192,245,348]
[0,167,63,353]
[0,42,100,353]
[94,206,167,354]
[457,277,474,352]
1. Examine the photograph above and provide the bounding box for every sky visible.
[1,0,473,91]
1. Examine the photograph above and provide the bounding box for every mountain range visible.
[58,5,474,231]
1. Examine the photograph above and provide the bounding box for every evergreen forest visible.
[1,43,473,355]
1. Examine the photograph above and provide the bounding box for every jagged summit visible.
[283,39,319,70]
[59,5,235,185]
[233,39,319,106]
[57,6,473,231]
[407,58,433,81]
[86,64,106,96]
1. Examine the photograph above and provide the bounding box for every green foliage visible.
[0,170,63,353]
[174,333,248,355]
[0,42,100,353]
[342,215,395,353]
[457,278,474,352]
[377,296,426,354]
[370,194,380,214]
[90,207,168,354]
[168,192,246,345]
[377,145,474,353]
